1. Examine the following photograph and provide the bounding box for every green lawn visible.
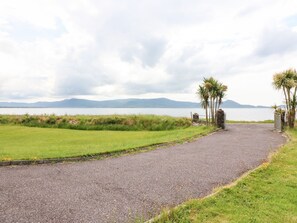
[0,125,213,161]
[153,129,297,223]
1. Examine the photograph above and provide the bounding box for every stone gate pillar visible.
[274,111,284,132]
[192,113,199,123]
[216,109,225,129]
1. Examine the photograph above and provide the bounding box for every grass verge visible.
[151,129,297,223]
[0,125,214,161]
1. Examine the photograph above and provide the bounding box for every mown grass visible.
[0,125,214,161]
[0,114,191,131]
[151,129,297,223]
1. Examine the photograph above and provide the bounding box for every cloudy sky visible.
[0,0,297,105]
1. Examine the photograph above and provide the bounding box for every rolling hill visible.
[0,98,268,108]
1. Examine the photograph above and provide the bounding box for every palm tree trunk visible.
[283,87,289,111]
[209,98,212,124]
[208,105,211,124]
[218,97,222,109]
[205,105,208,125]
[282,87,289,125]
[286,88,294,128]
[287,88,291,109]
[290,87,297,128]
[290,110,295,128]
[212,98,215,124]
[210,97,214,124]
[214,97,218,123]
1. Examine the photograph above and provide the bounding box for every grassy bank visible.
[0,114,191,131]
[152,130,297,223]
[0,125,213,161]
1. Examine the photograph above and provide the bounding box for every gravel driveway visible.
[0,124,286,223]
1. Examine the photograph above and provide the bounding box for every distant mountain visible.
[221,100,268,108]
[0,98,269,108]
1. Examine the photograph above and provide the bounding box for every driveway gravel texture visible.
[0,124,286,223]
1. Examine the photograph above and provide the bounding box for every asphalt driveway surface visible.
[0,124,286,222]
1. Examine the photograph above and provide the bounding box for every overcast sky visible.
[1,0,297,105]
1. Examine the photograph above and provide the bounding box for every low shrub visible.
[0,114,192,131]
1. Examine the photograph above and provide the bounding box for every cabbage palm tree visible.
[203,77,219,123]
[197,77,227,125]
[216,83,228,112]
[273,68,297,128]
[197,85,209,124]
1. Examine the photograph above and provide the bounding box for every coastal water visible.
[0,108,274,121]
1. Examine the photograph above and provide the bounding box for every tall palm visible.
[217,84,227,111]
[197,85,209,124]
[273,72,289,110]
[203,77,219,124]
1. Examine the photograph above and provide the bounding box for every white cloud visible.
[0,0,297,105]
